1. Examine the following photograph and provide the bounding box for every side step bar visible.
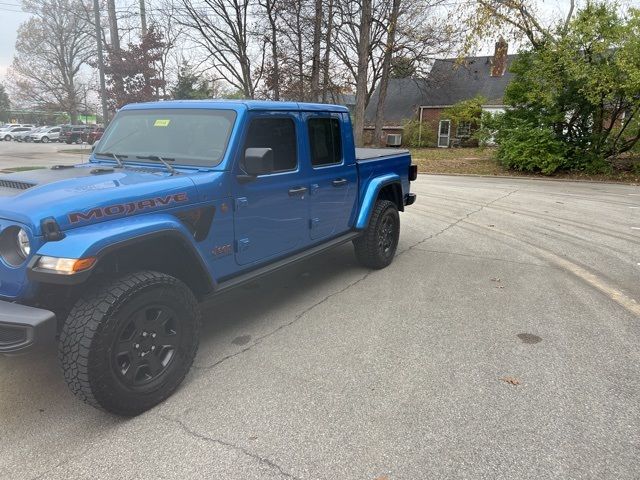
[213,231,361,295]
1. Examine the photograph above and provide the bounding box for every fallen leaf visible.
[490,277,501,282]
[501,376,521,385]
[496,285,505,289]
[488,224,495,227]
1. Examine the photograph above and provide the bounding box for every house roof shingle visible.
[364,54,517,126]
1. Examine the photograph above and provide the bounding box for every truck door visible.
[232,113,311,266]
[304,112,357,241]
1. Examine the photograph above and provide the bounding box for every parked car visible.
[0,123,34,133]
[1,126,34,142]
[0,100,417,415]
[12,128,36,142]
[31,126,61,143]
[83,126,104,145]
[59,125,88,144]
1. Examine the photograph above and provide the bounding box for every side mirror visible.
[243,147,273,176]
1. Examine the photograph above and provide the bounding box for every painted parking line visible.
[632,227,640,230]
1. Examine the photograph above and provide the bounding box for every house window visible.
[456,121,472,138]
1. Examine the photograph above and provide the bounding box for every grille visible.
[0,180,36,190]
[0,324,27,346]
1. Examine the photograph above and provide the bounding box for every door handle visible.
[332,178,348,187]
[288,186,308,196]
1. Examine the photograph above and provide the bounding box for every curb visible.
[419,172,640,187]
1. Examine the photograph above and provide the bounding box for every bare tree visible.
[309,0,323,101]
[176,0,263,98]
[258,0,282,100]
[373,0,400,145]
[353,0,372,146]
[10,0,95,123]
[320,0,335,102]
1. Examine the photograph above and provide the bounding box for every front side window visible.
[95,109,237,167]
[308,118,342,167]
[243,117,297,173]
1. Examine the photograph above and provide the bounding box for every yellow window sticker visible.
[154,119,171,127]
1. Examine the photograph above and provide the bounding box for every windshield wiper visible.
[94,152,127,168]
[136,155,177,175]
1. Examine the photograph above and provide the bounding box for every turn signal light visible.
[36,256,97,274]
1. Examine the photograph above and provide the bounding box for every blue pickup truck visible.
[0,100,416,415]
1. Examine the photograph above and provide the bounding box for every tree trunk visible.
[321,0,334,103]
[310,0,323,102]
[107,0,123,105]
[267,0,280,100]
[353,0,372,147]
[374,0,401,146]
[295,2,304,101]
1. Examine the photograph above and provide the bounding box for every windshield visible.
[95,108,237,167]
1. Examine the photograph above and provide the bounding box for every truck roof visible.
[121,99,350,113]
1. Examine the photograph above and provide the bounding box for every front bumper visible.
[0,301,57,354]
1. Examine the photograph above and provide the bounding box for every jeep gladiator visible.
[0,100,416,415]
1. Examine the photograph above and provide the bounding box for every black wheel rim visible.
[112,304,182,387]
[378,212,397,256]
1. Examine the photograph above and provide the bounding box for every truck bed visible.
[355,148,410,162]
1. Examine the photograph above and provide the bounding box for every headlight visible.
[0,226,31,266]
[17,228,30,258]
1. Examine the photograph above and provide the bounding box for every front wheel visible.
[41,136,49,143]
[3,135,10,141]
[353,199,400,269]
[59,271,200,416]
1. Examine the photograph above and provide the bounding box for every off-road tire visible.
[59,271,200,416]
[353,199,400,269]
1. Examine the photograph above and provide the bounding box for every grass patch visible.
[410,147,640,184]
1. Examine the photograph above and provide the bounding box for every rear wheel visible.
[59,271,200,416]
[75,137,82,144]
[353,199,400,269]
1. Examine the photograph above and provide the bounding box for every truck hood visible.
[0,164,207,235]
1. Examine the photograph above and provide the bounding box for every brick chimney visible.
[490,37,508,77]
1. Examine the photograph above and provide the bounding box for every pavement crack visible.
[399,189,518,255]
[161,415,302,480]
[194,271,373,371]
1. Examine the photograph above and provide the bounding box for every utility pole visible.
[139,0,147,36]
[93,0,109,125]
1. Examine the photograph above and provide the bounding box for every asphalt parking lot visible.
[1,144,639,479]
[0,140,87,170]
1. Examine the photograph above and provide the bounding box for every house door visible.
[438,120,451,148]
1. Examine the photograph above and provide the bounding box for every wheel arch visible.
[90,231,214,297]
[355,174,403,230]
[30,218,215,299]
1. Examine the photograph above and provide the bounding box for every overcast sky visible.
[1,0,639,82]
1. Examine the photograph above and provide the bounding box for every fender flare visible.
[355,173,401,230]
[28,214,214,291]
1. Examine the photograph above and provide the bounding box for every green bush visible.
[401,119,437,147]
[496,119,569,174]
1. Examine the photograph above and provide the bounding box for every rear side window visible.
[243,117,297,173]
[308,118,342,167]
